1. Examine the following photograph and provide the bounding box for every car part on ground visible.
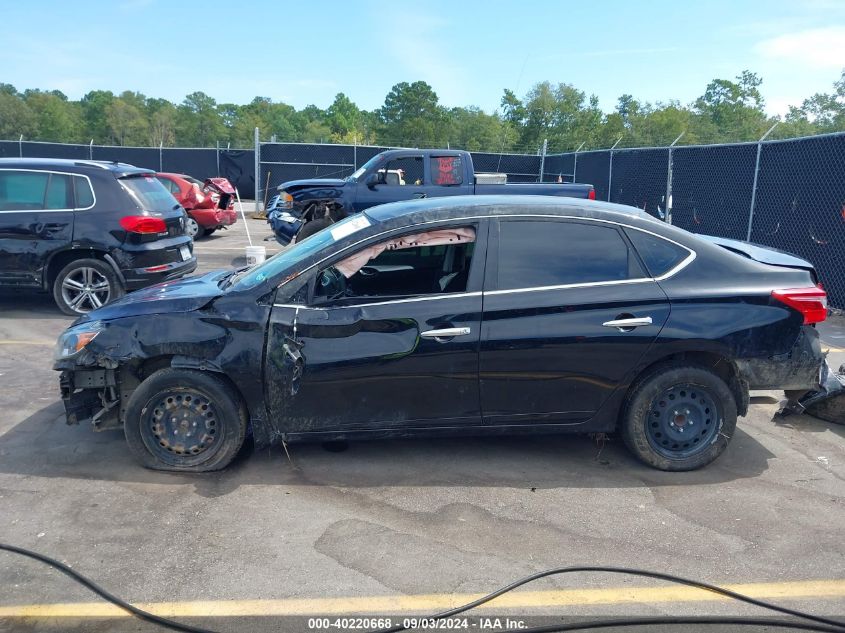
[0,158,196,315]
[778,359,845,424]
[54,195,830,472]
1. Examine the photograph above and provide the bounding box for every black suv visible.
[0,158,196,315]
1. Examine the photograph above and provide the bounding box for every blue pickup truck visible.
[266,149,595,244]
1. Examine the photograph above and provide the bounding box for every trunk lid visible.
[698,235,816,275]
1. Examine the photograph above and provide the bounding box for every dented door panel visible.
[265,294,483,435]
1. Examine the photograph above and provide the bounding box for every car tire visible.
[296,217,333,242]
[185,216,200,238]
[621,363,737,471]
[52,258,125,316]
[124,368,247,472]
[202,228,216,237]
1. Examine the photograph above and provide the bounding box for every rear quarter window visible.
[625,229,690,277]
[74,176,95,208]
[120,174,179,212]
[431,156,463,185]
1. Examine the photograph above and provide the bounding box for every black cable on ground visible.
[1,542,843,633]
[375,566,845,633]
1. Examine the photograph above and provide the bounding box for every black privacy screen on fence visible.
[750,135,845,308]
[671,143,758,241]
[608,148,669,219]
[0,141,257,198]
[572,151,610,201]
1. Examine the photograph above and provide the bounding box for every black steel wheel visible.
[124,368,247,472]
[645,383,722,459]
[621,363,737,471]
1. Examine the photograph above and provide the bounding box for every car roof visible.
[362,194,659,226]
[0,157,153,177]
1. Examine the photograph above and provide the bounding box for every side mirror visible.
[365,173,380,187]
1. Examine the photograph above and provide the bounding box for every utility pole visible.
[746,122,779,241]
[665,132,684,224]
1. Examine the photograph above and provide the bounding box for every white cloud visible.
[755,26,845,68]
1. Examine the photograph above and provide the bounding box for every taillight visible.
[588,189,596,200]
[771,286,828,324]
[120,215,167,234]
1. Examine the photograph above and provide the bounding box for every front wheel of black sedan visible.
[124,368,247,472]
[621,364,737,471]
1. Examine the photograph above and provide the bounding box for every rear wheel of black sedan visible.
[621,363,737,471]
[124,368,247,472]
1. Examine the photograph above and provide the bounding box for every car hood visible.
[278,178,347,190]
[77,270,230,322]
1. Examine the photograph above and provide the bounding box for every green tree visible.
[177,91,225,146]
[377,81,447,147]
[0,90,37,139]
[80,90,115,143]
[693,70,770,142]
[145,98,177,146]
[23,90,83,142]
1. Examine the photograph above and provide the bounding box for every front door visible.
[265,221,487,435]
[480,218,671,425]
[353,153,427,212]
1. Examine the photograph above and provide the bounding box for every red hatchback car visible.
[156,173,238,238]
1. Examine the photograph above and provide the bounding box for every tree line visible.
[1,70,843,153]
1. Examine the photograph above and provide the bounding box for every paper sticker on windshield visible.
[330,215,371,241]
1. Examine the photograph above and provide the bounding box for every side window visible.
[314,227,476,302]
[74,176,95,208]
[381,156,424,186]
[0,171,49,210]
[431,156,463,185]
[45,174,73,209]
[625,229,690,277]
[496,220,644,290]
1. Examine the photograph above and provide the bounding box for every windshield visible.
[232,214,372,290]
[345,153,385,182]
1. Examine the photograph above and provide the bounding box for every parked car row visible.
[0,158,237,315]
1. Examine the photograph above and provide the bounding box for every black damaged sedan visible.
[54,195,830,472]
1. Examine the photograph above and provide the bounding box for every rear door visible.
[0,169,76,287]
[480,217,672,425]
[265,221,487,434]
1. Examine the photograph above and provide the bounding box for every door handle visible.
[602,316,653,331]
[420,326,471,340]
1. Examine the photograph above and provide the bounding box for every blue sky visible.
[2,0,844,116]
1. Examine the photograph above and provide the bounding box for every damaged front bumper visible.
[59,368,122,430]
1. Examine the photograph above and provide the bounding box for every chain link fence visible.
[0,140,256,197]
[3,132,843,308]
[551,131,845,308]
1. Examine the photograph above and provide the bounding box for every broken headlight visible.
[55,321,104,360]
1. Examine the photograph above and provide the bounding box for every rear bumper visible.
[191,208,238,229]
[735,325,824,391]
[123,256,197,290]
